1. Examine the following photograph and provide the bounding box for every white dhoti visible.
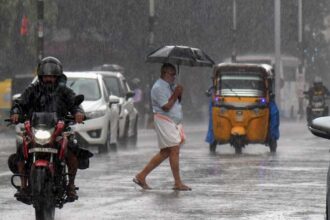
[153,113,185,149]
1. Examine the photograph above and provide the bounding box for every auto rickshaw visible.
[206,63,279,154]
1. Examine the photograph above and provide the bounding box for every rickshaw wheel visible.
[209,141,217,153]
[269,139,277,153]
[232,136,243,154]
[234,145,242,154]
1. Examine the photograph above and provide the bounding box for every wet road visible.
[0,120,329,220]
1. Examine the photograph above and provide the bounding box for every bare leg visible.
[66,150,78,186]
[169,145,191,191]
[135,148,170,188]
[66,150,79,200]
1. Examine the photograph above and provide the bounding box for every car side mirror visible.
[109,95,120,107]
[126,91,135,100]
[309,116,330,140]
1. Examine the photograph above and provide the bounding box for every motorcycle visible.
[309,116,330,219]
[7,95,91,220]
[305,92,329,126]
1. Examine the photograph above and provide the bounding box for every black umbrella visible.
[146,45,214,74]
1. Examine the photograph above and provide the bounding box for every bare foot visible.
[173,183,191,191]
[133,176,151,190]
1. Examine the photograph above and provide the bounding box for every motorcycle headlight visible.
[33,128,53,145]
[85,109,107,119]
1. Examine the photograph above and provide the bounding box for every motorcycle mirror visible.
[74,94,84,105]
[309,116,330,140]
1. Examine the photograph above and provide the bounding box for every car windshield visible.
[217,72,265,97]
[103,76,122,97]
[66,78,101,101]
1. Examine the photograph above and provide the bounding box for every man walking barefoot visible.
[133,63,191,191]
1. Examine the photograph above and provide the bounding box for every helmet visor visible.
[40,62,61,76]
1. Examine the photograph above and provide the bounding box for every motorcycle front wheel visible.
[30,167,55,220]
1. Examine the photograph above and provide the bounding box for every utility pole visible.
[297,0,305,119]
[298,0,304,68]
[145,0,155,128]
[274,0,281,110]
[148,0,155,47]
[231,0,237,63]
[37,0,44,62]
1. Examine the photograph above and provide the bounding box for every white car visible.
[64,71,120,153]
[98,71,139,147]
[15,71,120,154]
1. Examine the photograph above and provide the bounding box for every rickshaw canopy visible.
[213,63,274,79]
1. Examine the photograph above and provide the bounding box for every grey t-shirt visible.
[151,78,183,124]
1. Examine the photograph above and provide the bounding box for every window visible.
[103,77,123,97]
[66,78,101,101]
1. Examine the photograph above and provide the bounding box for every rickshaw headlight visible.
[235,110,244,121]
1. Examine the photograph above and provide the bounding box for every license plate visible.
[29,148,58,154]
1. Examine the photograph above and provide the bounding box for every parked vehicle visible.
[64,72,120,153]
[207,63,278,154]
[15,71,120,154]
[0,78,12,128]
[309,116,330,219]
[97,70,139,147]
[9,97,86,220]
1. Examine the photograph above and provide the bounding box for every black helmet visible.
[37,56,63,79]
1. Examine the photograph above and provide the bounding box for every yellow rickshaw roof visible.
[213,63,274,79]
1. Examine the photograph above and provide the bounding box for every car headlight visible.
[85,109,107,119]
[33,128,53,145]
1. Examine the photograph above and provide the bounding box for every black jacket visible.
[11,80,84,120]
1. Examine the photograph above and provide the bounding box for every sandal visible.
[67,184,78,202]
[172,184,192,191]
[133,177,151,190]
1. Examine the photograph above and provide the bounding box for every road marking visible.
[0,171,12,177]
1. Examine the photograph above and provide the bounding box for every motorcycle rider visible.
[305,76,330,101]
[10,56,85,201]
[304,76,330,124]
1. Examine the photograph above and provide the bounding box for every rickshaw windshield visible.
[216,72,265,97]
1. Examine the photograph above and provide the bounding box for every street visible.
[0,120,329,220]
